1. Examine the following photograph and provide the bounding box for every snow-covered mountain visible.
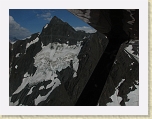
[9,16,139,106]
[9,16,108,106]
[98,40,139,106]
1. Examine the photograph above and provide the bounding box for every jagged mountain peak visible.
[50,16,63,23]
[39,16,90,46]
[42,16,75,32]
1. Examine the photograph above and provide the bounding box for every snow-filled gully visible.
[10,41,82,106]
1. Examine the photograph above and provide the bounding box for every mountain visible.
[68,9,139,106]
[9,37,20,43]
[9,16,108,106]
[9,16,139,106]
[98,40,139,106]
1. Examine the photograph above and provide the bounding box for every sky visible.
[9,9,96,40]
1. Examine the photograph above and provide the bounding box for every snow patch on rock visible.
[11,41,82,105]
[107,79,125,106]
[15,53,20,57]
[26,37,39,49]
[44,24,48,29]
[27,86,34,95]
[15,65,18,69]
[39,86,45,90]
[125,80,139,106]
[124,45,139,62]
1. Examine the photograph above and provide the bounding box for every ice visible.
[46,81,55,89]
[73,72,77,78]
[11,41,82,105]
[73,60,79,77]
[9,98,19,106]
[27,36,31,39]
[13,77,30,95]
[10,41,16,44]
[28,72,45,85]
[125,45,134,54]
[124,45,139,62]
[24,72,30,78]
[125,82,139,106]
[106,90,122,106]
[41,42,44,48]
[131,62,134,65]
[22,35,31,40]
[35,94,46,105]
[35,78,61,105]
[39,86,45,90]
[15,53,20,57]
[15,65,18,69]
[83,36,86,39]
[27,86,34,95]
[33,41,82,83]
[117,79,125,88]
[107,78,139,106]
[26,37,39,49]
[50,78,61,90]
[130,86,133,90]
[106,79,125,106]
[44,24,48,29]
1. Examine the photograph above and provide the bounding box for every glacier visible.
[10,41,83,105]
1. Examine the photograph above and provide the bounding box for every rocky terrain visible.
[9,13,139,106]
[9,16,108,106]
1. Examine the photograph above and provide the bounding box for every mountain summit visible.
[9,16,108,106]
[9,16,138,106]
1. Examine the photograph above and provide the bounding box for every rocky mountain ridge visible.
[9,16,108,106]
[9,15,139,106]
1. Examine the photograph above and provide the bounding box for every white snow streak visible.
[131,62,134,65]
[22,36,31,40]
[124,45,139,62]
[44,24,48,29]
[41,42,44,48]
[15,53,20,57]
[27,86,34,95]
[73,72,77,78]
[125,81,139,106]
[15,65,18,69]
[11,41,82,105]
[35,78,61,105]
[107,79,125,106]
[24,72,30,78]
[39,86,45,90]
[9,98,19,106]
[12,77,30,95]
[26,37,39,49]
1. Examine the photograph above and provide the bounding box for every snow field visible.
[10,41,82,105]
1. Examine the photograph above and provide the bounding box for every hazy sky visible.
[9,9,96,40]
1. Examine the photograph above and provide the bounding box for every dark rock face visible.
[98,41,139,106]
[71,9,139,106]
[40,16,89,46]
[9,16,108,106]
[9,33,40,96]
[9,13,139,106]
[48,32,108,106]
